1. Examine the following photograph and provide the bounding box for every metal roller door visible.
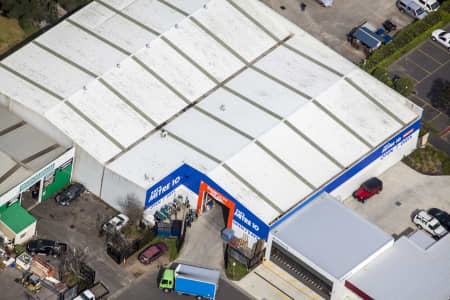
[271,242,333,299]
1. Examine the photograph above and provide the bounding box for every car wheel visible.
[431,36,436,41]
[163,288,170,293]
[196,296,203,300]
[400,8,405,13]
[417,224,422,229]
[433,235,439,241]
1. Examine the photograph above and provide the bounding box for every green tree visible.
[372,67,393,87]
[394,76,415,97]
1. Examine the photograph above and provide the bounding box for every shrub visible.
[362,8,450,71]
[394,77,415,97]
[372,68,392,86]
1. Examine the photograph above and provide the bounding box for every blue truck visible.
[159,264,220,299]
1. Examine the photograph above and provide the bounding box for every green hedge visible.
[362,4,450,72]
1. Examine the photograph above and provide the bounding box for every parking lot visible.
[29,191,134,297]
[262,0,412,62]
[345,162,450,237]
[389,23,450,134]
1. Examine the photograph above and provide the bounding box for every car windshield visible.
[431,2,439,9]
[416,8,425,15]
[430,223,440,230]
[362,185,371,192]
[439,32,447,38]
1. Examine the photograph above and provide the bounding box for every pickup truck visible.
[159,264,220,299]
[74,282,109,300]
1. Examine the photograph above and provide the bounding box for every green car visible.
[159,269,175,293]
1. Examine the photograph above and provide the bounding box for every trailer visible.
[159,264,220,299]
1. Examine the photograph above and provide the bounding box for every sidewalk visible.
[234,260,323,300]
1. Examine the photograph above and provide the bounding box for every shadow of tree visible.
[427,78,446,109]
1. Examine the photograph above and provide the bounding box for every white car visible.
[431,29,450,51]
[413,210,448,240]
[102,214,129,233]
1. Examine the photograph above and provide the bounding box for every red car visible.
[138,243,168,265]
[352,177,383,203]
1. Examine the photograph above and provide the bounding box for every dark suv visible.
[428,208,450,231]
[353,177,383,203]
[27,239,68,256]
[55,183,85,206]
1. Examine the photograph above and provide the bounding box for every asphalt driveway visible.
[345,162,450,238]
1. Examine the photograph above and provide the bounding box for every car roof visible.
[363,177,381,188]
[417,210,433,221]
[142,245,160,258]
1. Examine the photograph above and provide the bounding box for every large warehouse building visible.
[0,0,427,298]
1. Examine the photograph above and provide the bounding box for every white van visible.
[397,0,428,20]
[413,0,440,12]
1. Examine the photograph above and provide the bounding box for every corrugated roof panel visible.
[226,68,308,118]
[347,69,418,124]
[0,106,22,131]
[2,43,93,98]
[208,166,279,223]
[0,68,60,114]
[0,124,55,162]
[45,104,121,163]
[288,102,370,167]
[36,21,127,75]
[0,167,32,196]
[99,0,135,10]
[102,58,186,124]
[286,34,356,76]
[163,18,245,82]
[273,194,393,280]
[165,109,250,162]
[259,122,341,188]
[193,0,278,62]
[135,38,216,102]
[71,2,157,53]
[255,46,341,99]
[165,0,209,14]
[25,147,65,172]
[108,132,219,188]
[226,142,312,211]
[123,0,186,33]
[68,80,154,148]
[232,0,293,41]
[198,88,279,138]
[316,80,403,146]
[0,151,16,178]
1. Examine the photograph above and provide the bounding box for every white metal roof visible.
[0,107,66,196]
[0,0,421,224]
[349,234,450,300]
[272,194,394,280]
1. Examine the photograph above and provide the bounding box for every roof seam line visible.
[283,44,344,77]
[32,41,99,78]
[312,100,373,149]
[194,106,254,141]
[65,19,132,56]
[283,120,345,169]
[99,78,159,127]
[189,16,249,65]
[94,0,161,36]
[160,36,220,84]
[251,66,312,100]
[21,144,61,164]
[0,164,22,185]
[157,0,189,16]
[345,78,406,126]
[225,0,280,42]
[168,132,221,164]
[222,86,283,120]
[0,121,26,137]
[255,141,316,190]
[64,102,125,150]
[222,164,284,214]
[0,63,64,100]
[131,56,191,104]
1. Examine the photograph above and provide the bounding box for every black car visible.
[428,208,450,231]
[27,239,68,256]
[55,183,85,206]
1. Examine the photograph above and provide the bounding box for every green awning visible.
[0,202,36,234]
